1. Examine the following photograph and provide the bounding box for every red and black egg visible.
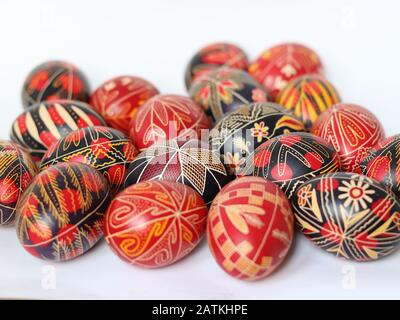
[22,61,90,108]
[250,132,340,198]
[15,162,111,261]
[40,126,138,193]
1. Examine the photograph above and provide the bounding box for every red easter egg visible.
[104,180,208,268]
[207,176,294,281]
[311,103,385,172]
[90,76,159,135]
[249,43,323,100]
[130,94,210,150]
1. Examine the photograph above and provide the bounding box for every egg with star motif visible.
[209,102,306,176]
[16,162,111,261]
[22,61,90,108]
[207,176,294,280]
[10,100,106,162]
[104,180,208,268]
[251,132,340,199]
[291,172,400,261]
[40,126,137,193]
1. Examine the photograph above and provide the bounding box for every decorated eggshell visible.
[16,162,111,261]
[22,61,90,108]
[276,75,340,129]
[104,180,208,268]
[311,103,385,172]
[124,138,233,206]
[251,132,340,199]
[185,42,249,89]
[292,172,400,261]
[360,134,400,199]
[207,176,294,281]
[0,141,37,225]
[10,100,106,162]
[129,94,210,151]
[40,126,137,193]
[90,75,159,135]
[210,102,306,176]
[249,43,323,100]
[189,67,269,123]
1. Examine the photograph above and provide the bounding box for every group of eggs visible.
[1,42,399,282]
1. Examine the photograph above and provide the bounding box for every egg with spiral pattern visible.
[311,103,385,172]
[185,42,249,89]
[251,132,340,199]
[22,61,90,108]
[104,180,208,268]
[16,162,111,261]
[10,100,106,162]
[129,94,210,151]
[40,126,138,193]
[124,138,234,206]
[0,141,37,225]
[210,102,306,176]
[189,67,269,123]
[249,43,324,100]
[291,172,400,261]
[207,176,294,280]
[276,75,340,129]
[90,75,159,135]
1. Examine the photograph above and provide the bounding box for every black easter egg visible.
[0,141,37,225]
[291,172,400,261]
[124,138,234,206]
[15,162,111,261]
[10,100,106,162]
[40,126,138,194]
[209,102,306,176]
[251,132,340,199]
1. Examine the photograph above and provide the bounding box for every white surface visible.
[0,0,399,300]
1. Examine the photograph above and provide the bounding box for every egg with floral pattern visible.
[210,102,305,176]
[189,67,269,123]
[291,172,400,261]
[16,162,111,261]
[251,132,340,199]
[22,61,90,108]
[185,42,249,89]
[207,176,294,280]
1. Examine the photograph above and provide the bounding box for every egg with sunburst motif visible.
[291,172,400,261]
[16,162,111,261]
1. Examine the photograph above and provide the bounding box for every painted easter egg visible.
[22,61,90,108]
[249,43,323,100]
[129,94,210,151]
[104,180,208,268]
[251,132,340,199]
[10,100,106,162]
[0,141,37,225]
[209,102,305,176]
[207,176,294,280]
[276,75,340,129]
[189,67,269,123]
[90,75,159,135]
[185,42,249,89]
[360,134,400,199]
[15,162,111,261]
[124,138,233,206]
[291,172,400,261]
[311,103,385,172]
[40,126,138,193]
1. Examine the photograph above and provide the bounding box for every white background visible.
[0,0,399,299]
